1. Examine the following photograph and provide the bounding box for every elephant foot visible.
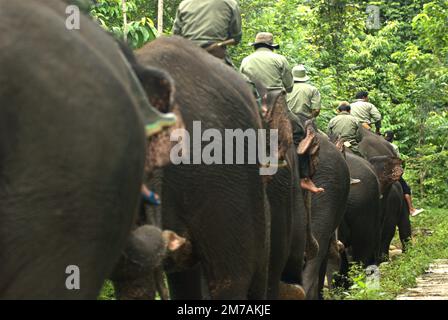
[278,282,306,300]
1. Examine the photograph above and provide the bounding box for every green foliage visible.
[324,263,386,300]
[98,280,115,300]
[230,0,448,206]
[326,208,448,300]
[90,0,158,48]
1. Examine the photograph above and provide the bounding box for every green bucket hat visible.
[292,64,310,82]
[250,32,280,49]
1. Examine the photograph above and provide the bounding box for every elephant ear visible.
[263,89,293,161]
[132,65,186,178]
[134,65,175,113]
[369,156,403,191]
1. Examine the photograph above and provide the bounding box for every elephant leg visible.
[318,253,329,300]
[281,253,303,285]
[326,236,341,289]
[350,228,378,266]
[112,276,156,300]
[333,249,350,289]
[166,266,203,299]
[302,235,331,300]
[203,270,250,300]
[154,268,169,300]
[380,223,396,262]
[398,202,412,252]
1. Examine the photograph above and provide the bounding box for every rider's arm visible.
[311,88,322,118]
[172,8,183,35]
[282,59,294,93]
[228,1,242,44]
[370,104,382,133]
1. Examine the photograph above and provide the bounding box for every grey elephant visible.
[358,128,412,259]
[136,36,275,299]
[0,0,175,299]
[338,152,403,267]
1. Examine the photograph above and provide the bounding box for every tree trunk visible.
[122,0,128,42]
[158,0,164,36]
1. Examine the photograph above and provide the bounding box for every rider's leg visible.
[299,154,325,194]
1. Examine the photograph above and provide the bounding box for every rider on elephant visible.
[172,0,265,107]
[328,102,363,155]
[350,91,382,135]
[287,65,322,120]
[328,102,363,185]
[240,32,294,94]
[172,0,241,65]
[240,33,324,194]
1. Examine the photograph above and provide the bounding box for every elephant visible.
[358,128,412,259]
[0,0,176,299]
[338,152,382,267]
[259,89,310,300]
[119,86,310,300]
[380,182,411,261]
[336,152,403,272]
[135,36,274,299]
[290,119,351,300]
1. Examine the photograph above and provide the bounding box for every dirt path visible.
[396,259,448,300]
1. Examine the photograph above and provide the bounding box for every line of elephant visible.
[0,0,411,300]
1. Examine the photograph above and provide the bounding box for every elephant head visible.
[358,127,397,159]
[109,225,188,300]
[369,156,403,195]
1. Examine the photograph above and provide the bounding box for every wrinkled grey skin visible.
[336,151,403,285]
[136,37,271,299]
[128,89,310,300]
[259,89,307,299]
[0,0,170,299]
[358,128,412,259]
[380,182,411,261]
[299,129,351,300]
[339,152,382,266]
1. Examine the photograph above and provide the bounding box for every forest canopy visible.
[89,0,448,207]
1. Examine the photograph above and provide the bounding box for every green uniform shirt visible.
[173,0,242,46]
[240,48,293,92]
[327,111,362,144]
[350,99,382,125]
[287,82,321,119]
